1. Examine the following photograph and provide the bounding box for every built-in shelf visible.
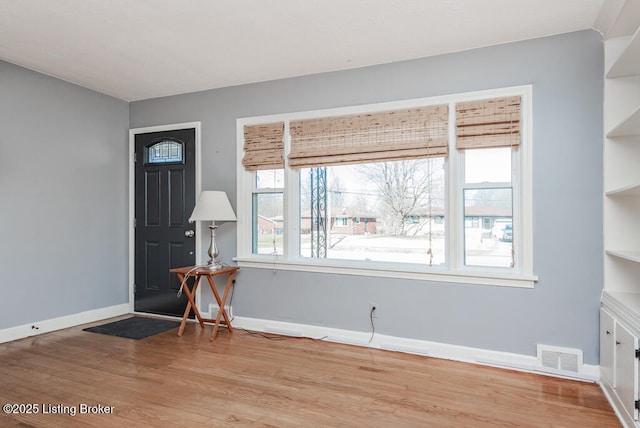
[602,290,640,330]
[600,3,640,426]
[604,291,640,316]
[607,104,640,137]
[604,0,640,39]
[606,250,640,263]
[607,26,640,78]
[606,183,640,196]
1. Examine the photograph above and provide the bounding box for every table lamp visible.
[189,191,237,269]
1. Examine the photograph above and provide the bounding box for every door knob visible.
[185,230,195,238]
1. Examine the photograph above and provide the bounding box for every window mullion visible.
[283,122,300,260]
[511,144,522,272]
[237,169,253,258]
[448,101,461,270]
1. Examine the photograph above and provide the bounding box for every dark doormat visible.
[83,317,180,340]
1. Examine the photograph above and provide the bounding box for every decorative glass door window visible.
[147,140,184,164]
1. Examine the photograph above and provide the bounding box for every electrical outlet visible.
[369,303,378,318]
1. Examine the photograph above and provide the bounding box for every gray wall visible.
[0,61,129,328]
[131,30,602,363]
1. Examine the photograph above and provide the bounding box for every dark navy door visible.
[134,128,196,317]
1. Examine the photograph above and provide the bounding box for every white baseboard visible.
[0,304,130,344]
[233,316,600,382]
[0,309,601,383]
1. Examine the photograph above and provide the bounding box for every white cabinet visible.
[600,306,640,427]
[617,321,639,421]
[601,309,616,385]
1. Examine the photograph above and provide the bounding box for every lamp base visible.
[206,224,221,270]
[206,261,223,270]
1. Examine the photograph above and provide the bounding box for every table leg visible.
[177,274,204,336]
[218,273,235,334]
[177,273,190,336]
[188,275,206,327]
[206,273,235,340]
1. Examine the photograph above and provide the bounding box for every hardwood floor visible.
[0,317,620,427]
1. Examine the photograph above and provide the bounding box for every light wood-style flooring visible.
[0,317,620,427]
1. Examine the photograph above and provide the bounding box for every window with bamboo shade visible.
[236,87,534,288]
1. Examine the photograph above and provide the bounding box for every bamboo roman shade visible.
[288,105,449,168]
[456,96,521,149]
[242,122,285,171]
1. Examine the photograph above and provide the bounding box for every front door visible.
[134,128,196,317]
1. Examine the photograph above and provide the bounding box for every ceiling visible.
[0,0,607,102]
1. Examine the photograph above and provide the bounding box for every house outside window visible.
[405,215,420,224]
[335,216,348,227]
[237,86,535,288]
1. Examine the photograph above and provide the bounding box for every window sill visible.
[234,257,538,289]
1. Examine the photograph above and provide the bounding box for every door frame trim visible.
[128,122,202,315]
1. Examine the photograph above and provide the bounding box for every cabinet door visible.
[615,321,639,420]
[601,309,616,385]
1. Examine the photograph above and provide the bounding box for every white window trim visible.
[236,86,537,288]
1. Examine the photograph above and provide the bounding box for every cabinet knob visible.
[616,340,621,345]
[606,330,611,335]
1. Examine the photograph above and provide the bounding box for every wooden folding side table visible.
[170,265,239,341]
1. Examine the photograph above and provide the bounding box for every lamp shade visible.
[189,191,237,223]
